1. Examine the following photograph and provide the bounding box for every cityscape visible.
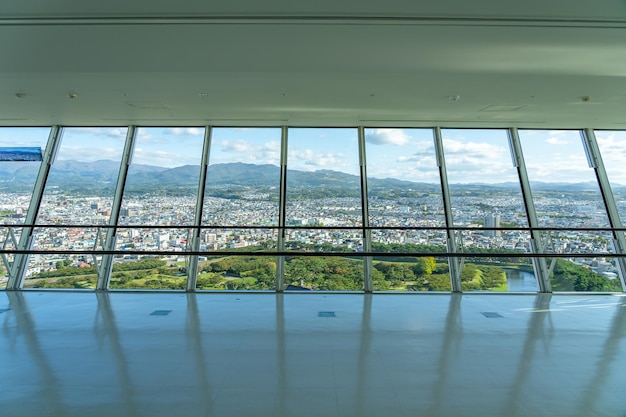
[1,127,625,292]
[0,174,621,292]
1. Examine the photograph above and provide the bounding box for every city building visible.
[484,213,501,237]
[0,1,625,416]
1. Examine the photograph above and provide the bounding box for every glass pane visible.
[199,227,278,251]
[283,128,362,290]
[284,256,364,291]
[519,130,614,292]
[120,127,204,226]
[203,127,281,226]
[372,255,451,291]
[196,128,280,290]
[549,255,622,292]
[0,128,49,223]
[595,130,626,222]
[195,226,277,291]
[0,128,50,288]
[196,255,276,290]
[108,255,186,290]
[115,227,192,252]
[365,128,445,227]
[442,129,534,292]
[286,128,361,227]
[24,128,126,289]
[116,127,204,290]
[365,128,447,291]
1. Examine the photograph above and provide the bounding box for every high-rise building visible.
[484,213,501,237]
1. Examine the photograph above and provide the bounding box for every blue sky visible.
[1,127,626,185]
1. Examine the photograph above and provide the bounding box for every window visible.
[365,128,449,291]
[519,130,620,292]
[442,129,535,292]
[25,128,126,289]
[198,128,281,290]
[284,128,364,290]
[2,125,625,293]
[112,128,204,290]
[0,128,50,289]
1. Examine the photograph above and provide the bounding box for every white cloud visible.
[596,133,626,161]
[590,132,626,184]
[136,129,154,140]
[369,163,440,183]
[525,152,594,183]
[438,138,517,183]
[442,138,506,157]
[548,130,570,136]
[68,127,127,140]
[132,147,199,167]
[366,129,410,146]
[217,139,280,165]
[56,146,124,162]
[166,127,204,136]
[290,148,351,171]
[397,154,436,166]
[546,137,568,145]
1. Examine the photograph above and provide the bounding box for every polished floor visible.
[0,291,625,417]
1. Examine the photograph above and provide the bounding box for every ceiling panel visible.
[1,1,626,127]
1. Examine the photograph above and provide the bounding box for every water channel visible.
[504,268,538,292]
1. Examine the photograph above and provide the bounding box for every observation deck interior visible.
[2,0,626,416]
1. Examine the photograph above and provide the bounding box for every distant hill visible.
[0,160,619,197]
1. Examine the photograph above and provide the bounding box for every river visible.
[504,268,538,292]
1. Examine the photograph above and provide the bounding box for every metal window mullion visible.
[8,126,62,290]
[187,126,212,291]
[96,126,137,290]
[0,228,17,274]
[433,127,462,292]
[508,128,551,293]
[276,126,288,292]
[358,127,372,292]
[581,129,626,292]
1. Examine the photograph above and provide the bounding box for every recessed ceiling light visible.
[198,92,208,97]
[480,105,527,112]
[125,101,171,109]
[67,93,78,99]
[448,95,461,101]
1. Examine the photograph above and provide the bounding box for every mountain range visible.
[0,160,622,197]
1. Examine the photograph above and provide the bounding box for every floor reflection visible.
[504,294,554,417]
[95,292,139,415]
[428,293,462,415]
[5,292,66,416]
[0,292,624,417]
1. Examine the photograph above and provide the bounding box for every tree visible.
[412,257,435,276]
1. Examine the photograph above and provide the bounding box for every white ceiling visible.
[2,1,626,128]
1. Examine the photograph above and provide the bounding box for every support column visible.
[187,127,212,291]
[581,129,626,292]
[358,127,373,292]
[508,128,551,292]
[276,126,288,292]
[7,126,62,290]
[433,127,462,292]
[96,126,137,290]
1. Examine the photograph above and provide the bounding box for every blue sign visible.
[0,147,43,161]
